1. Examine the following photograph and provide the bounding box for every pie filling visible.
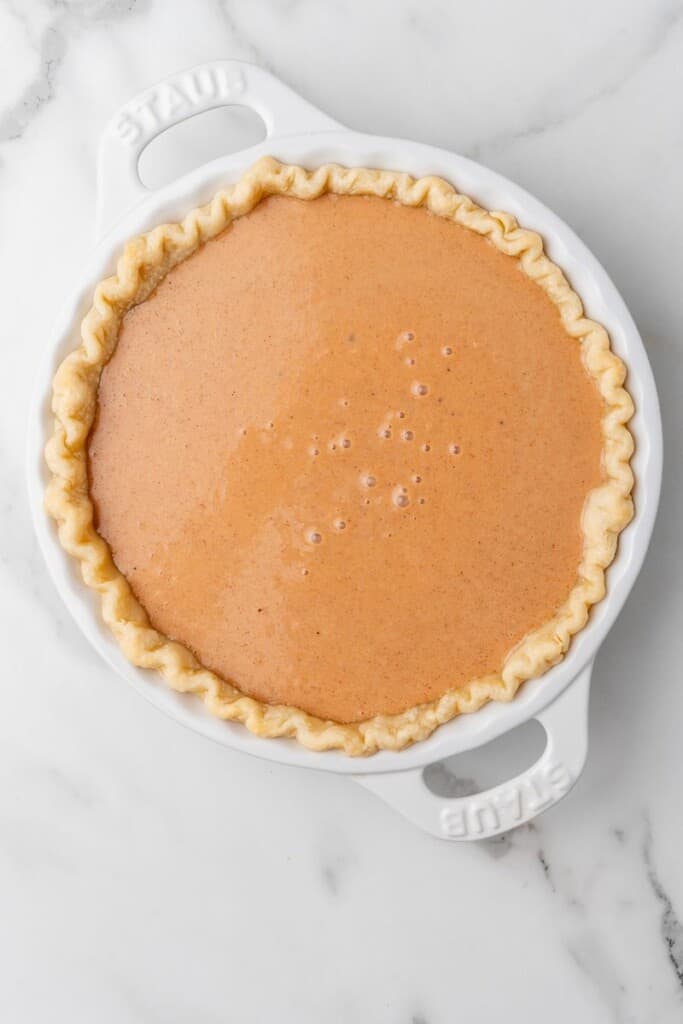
[87,192,604,724]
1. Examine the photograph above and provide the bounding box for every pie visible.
[45,158,634,755]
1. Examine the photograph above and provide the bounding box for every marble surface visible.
[1,1,682,1020]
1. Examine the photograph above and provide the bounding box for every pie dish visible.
[45,156,635,756]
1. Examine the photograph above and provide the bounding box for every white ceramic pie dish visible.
[27,61,662,840]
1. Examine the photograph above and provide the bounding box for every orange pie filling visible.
[87,192,605,724]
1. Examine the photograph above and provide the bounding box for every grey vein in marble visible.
[643,814,683,990]
[321,860,340,896]
[214,0,314,105]
[537,848,556,893]
[568,930,631,1024]
[469,0,683,159]
[320,849,354,898]
[0,0,146,142]
[214,0,279,72]
[0,24,66,141]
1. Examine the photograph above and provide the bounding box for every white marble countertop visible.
[2,1,682,1021]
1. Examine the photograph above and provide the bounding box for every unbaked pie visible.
[45,158,634,754]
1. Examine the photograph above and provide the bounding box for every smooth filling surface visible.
[88,193,604,723]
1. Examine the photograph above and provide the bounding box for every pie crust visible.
[45,158,634,755]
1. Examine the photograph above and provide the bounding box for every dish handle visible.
[96,59,342,237]
[355,665,591,840]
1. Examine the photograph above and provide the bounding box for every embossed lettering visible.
[493,784,523,822]
[439,760,573,839]
[134,94,161,131]
[185,66,221,103]
[525,773,553,812]
[219,67,246,98]
[115,112,142,144]
[547,762,572,795]
[115,67,248,149]
[469,802,500,835]
[160,83,189,118]
[441,806,467,838]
